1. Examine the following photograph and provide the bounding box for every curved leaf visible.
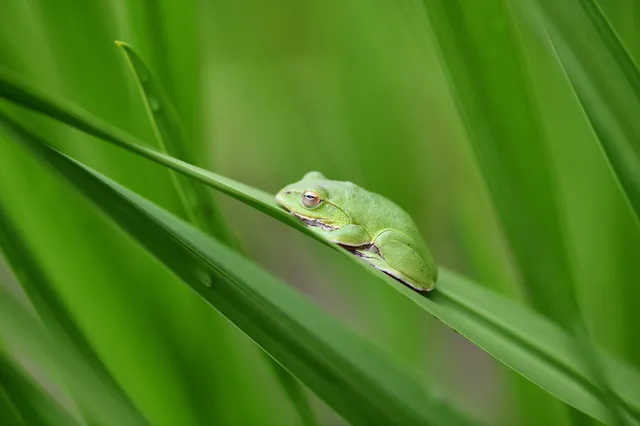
[0,116,477,426]
[114,40,233,240]
[115,40,316,426]
[1,67,640,424]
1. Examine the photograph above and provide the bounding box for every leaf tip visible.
[114,40,131,50]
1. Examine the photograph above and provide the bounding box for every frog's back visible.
[327,181,423,238]
[324,179,437,287]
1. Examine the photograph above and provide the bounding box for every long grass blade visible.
[413,1,630,424]
[1,72,640,423]
[114,41,316,425]
[114,41,232,239]
[0,115,477,426]
[528,0,640,228]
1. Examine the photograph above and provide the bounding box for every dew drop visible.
[148,96,161,112]
[139,71,150,83]
[196,268,212,287]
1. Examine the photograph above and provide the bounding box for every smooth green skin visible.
[276,172,437,292]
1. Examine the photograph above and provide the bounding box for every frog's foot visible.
[353,245,431,293]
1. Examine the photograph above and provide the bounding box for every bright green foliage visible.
[1,82,640,423]
[1,1,639,425]
[2,116,477,426]
[115,40,316,426]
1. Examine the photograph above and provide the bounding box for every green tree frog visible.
[276,171,437,292]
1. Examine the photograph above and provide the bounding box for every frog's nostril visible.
[285,191,291,195]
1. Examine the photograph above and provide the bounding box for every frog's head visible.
[276,171,350,230]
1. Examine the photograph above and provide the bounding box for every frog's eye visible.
[302,191,321,208]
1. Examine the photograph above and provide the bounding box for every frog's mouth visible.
[291,212,338,231]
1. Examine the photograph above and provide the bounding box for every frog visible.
[275,171,437,292]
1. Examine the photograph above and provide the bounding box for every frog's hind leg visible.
[358,230,435,292]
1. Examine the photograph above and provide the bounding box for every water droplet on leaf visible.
[139,72,150,83]
[148,96,161,112]
[196,269,212,287]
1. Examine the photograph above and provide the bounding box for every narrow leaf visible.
[528,0,640,227]
[115,41,316,425]
[0,116,476,426]
[1,68,640,424]
[114,41,233,240]
[414,1,628,423]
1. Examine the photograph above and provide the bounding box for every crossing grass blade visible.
[114,41,316,426]
[114,41,232,239]
[1,72,640,424]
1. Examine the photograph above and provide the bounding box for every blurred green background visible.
[1,0,639,425]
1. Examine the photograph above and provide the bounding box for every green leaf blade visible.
[2,65,640,425]
[415,1,630,423]
[1,115,477,426]
[529,0,640,228]
[114,41,234,240]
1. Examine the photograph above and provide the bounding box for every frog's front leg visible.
[366,230,435,292]
[309,224,371,249]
